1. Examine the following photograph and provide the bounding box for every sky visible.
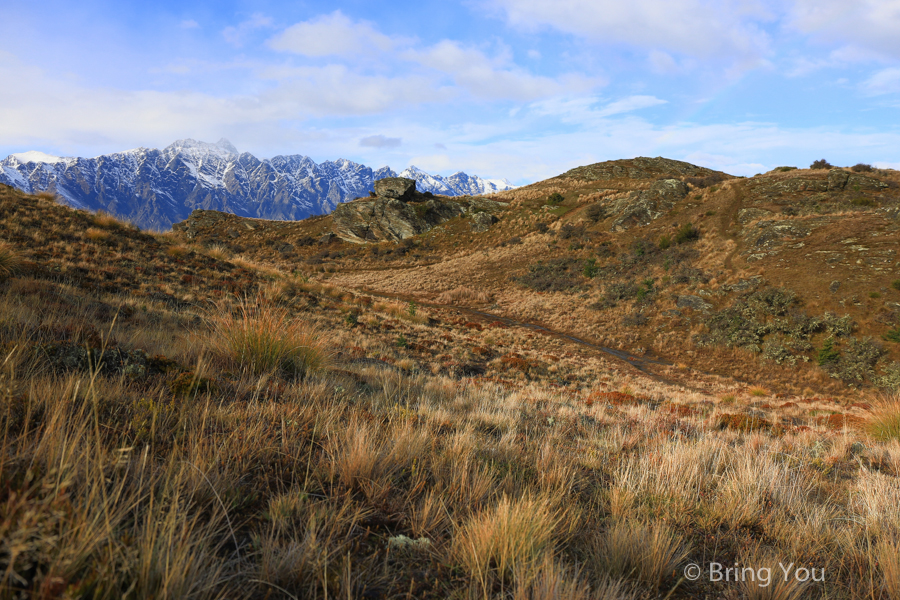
[2,0,900,184]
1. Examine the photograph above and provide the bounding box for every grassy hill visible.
[1,156,900,599]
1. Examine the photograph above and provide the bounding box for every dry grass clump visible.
[84,226,111,242]
[590,520,689,592]
[204,244,232,261]
[869,394,900,441]
[437,286,494,305]
[453,495,563,592]
[92,211,123,228]
[0,242,23,280]
[204,295,331,378]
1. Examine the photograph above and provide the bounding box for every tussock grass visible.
[590,520,689,591]
[869,394,900,441]
[204,295,331,378]
[454,495,563,592]
[204,244,232,261]
[0,242,22,280]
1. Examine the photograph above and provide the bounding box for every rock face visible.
[611,178,688,231]
[332,182,508,243]
[374,177,417,201]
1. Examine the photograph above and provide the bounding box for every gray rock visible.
[676,295,713,312]
[737,208,773,224]
[827,168,849,191]
[318,232,337,244]
[829,280,841,293]
[610,178,688,231]
[470,212,498,232]
[374,177,417,201]
[332,197,466,242]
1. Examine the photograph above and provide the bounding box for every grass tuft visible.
[868,395,900,442]
[205,295,331,378]
[0,242,23,280]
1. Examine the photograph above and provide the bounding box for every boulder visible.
[470,212,498,232]
[374,177,417,201]
[610,178,688,231]
[827,168,849,192]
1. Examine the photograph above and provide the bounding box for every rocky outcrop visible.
[676,295,712,312]
[470,212,498,232]
[374,177,417,201]
[332,183,509,243]
[610,178,688,231]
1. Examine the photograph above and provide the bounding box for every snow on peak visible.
[11,151,66,164]
[166,138,238,159]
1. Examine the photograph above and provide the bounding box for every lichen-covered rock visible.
[332,193,508,242]
[374,177,417,201]
[676,295,713,312]
[470,212,498,232]
[827,168,849,191]
[737,208,773,224]
[610,178,688,231]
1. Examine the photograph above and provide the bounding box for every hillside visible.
[174,156,900,397]
[1,157,900,599]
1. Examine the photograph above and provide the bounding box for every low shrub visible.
[547,192,564,204]
[851,163,874,172]
[810,159,833,170]
[774,166,798,172]
[585,203,606,222]
[658,235,671,250]
[673,223,700,244]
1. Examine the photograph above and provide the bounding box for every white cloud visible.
[862,68,900,95]
[483,0,774,61]
[529,95,666,123]
[787,1,900,60]
[223,13,273,48]
[405,40,600,100]
[360,134,402,148]
[268,11,401,57]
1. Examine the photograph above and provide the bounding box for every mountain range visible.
[0,139,515,230]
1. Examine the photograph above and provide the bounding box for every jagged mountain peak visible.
[0,140,517,230]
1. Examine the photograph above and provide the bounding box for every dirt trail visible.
[357,287,732,392]
[721,181,746,273]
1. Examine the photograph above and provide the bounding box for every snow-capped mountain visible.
[0,139,516,231]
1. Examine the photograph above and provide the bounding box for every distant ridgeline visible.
[0,139,515,231]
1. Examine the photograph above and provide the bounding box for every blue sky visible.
[2,0,900,183]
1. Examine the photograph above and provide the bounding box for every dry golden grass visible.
[6,183,900,598]
[436,286,494,305]
[204,295,331,378]
[869,394,900,442]
[0,242,22,280]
